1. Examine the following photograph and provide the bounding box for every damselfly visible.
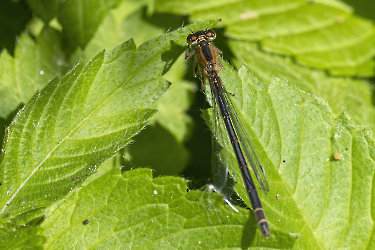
[185,29,270,238]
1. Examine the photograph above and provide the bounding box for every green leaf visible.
[152,78,195,143]
[1,0,374,247]
[57,0,123,48]
[80,7,195,176]
[79,3,179,64]
[120,54,196,177]
[122,121,190,176]
[41,167,295,249]
[0,0,32,54]
[223,1,375,77]
[342,0,375,22]
[190,0,313,27]
[0,19,201,231]
[155,0,241,15]
[77,1,150,64]
[229,40,375,131]
[203,62,375,248]
[35,62,375,248]
[259,15,375,76]
[157,0,375,77]
[0,226,46,249]
[0,26,65,119]
[27,0,60,23]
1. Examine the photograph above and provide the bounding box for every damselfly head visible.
[187,30,217,45]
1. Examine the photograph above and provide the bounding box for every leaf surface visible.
[0,27,65,119]
[41,167,295,249]
[156,0,375,76]
[0,20,196,230]
[206,63,375,249]
[229,41,375,131]
[58,0,122,48]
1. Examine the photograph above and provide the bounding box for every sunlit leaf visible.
[223,1,375,76]
[0,20,199,230]
[0,226,45,249]
[204,63,375,248]
[41,167,295,249]
[0,0,374,247]
[157,0,375,76]
[229,40,375,131]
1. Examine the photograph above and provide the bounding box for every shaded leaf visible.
[0,27,65,119]
[58,0,123,48]
[78,1,153,64]
[0,0,32,54]
[27,0,60,23]
[122,122,190,176]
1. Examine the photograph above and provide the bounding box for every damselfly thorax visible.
[185,30,224,79]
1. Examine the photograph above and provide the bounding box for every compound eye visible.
[187,34,198,45]
[206,30,216,40]
[186,34,193,45]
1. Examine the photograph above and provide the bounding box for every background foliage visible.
[0,0,374,249]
